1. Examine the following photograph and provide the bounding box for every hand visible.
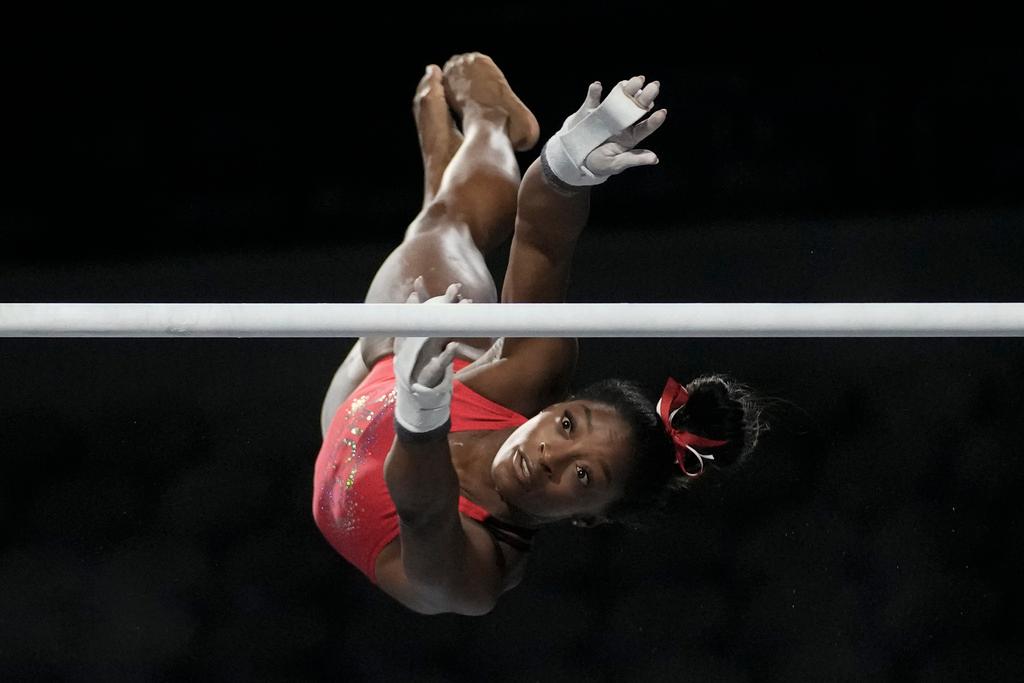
[582,76,667,178]
[394,277,471,388]
[403,275,498,367]
[544,75,667,187]
[392,277,470,435]
[458,336,504,371]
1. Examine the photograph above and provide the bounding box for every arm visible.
[501,159,591,304]
[503,75,665,305]
[467,77,667,412]
[457,158,590,415]
[382,434,503,615]
[376,282,504,615]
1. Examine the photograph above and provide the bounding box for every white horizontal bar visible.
[2,303,1024,338]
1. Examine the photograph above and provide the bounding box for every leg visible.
[320,339,370,436]
[321,66,461,436]
[405,53,539,253]
[361,53,538,365]
[320,54,537,434]
[415,64,464,209]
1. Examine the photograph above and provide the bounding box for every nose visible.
[539,442,552,475]
[538,441,572,480]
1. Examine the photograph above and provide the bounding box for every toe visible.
[415,65,444,103]
[425,65,443,90]
[442,55,462,73]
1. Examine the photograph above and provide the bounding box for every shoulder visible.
[456,337,578,416]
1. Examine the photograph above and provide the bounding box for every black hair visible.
[571,374,769,528]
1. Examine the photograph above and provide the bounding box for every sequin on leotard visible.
[312,355,534,584]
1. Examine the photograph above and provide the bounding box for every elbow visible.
[404,577,500,617]
[401,596,497,617]
[446,592,499,617]
[460,598,498,616]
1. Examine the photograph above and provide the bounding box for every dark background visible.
[2,17,1023,681]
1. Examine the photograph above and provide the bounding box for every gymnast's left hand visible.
[584,77,667,178]
[392,279,471,435]
[395,278,472,386]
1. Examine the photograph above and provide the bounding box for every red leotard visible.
[313,355,533,584]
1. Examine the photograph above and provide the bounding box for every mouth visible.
[513,447,532,486]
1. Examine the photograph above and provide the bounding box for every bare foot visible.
[413,64,464,201]
[442,52,540,152]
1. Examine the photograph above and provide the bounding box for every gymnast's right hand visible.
[542,75,666,187]
[582,77,666,178]
[392,278,468,439]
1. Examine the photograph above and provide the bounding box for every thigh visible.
[320,339,369,437]
[360,215,498,367]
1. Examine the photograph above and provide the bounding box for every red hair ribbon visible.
[657,377,729,478]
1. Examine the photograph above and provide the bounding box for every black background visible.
[2,15,1023,681]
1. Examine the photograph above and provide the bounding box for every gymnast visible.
[313,53,766,615]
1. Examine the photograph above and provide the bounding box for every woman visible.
[313,53,765,615]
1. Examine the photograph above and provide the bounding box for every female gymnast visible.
[314,53,765,615]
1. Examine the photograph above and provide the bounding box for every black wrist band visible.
[540,143,591,196]
[394,418,451,443]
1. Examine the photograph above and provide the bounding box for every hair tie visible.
[656,377,729,478]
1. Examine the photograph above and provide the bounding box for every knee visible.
[422,198,454,222]
[405,199,470,238]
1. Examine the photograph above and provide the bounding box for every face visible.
[490,400,635,525]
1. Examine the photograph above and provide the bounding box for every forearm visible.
[501,158,591,303]
[382,286,502,613]
[514,156,591,258]
[383,435,481,604]
[383,435,460,528]
[502,74,663,304]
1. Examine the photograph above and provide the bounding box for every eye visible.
[561,413,573,432]
[576,465,590,486]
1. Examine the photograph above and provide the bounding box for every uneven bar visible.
[2,303,1024,338]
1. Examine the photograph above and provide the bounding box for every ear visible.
[571,515,610,529]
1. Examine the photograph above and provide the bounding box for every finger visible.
[634,80,660,109]
[452,342,485,361]
[620,109,668,147]
[608,149,659,174]
[605,108,667,149]
[458,297,473,304]
[413,275,430,301]
[413,339,446,385]
[584,81,602,108]
[441,340,460,364]
[444,282,463,302]
[409,336,441,380]
[619,75,645,98]
[481,337,503,363]
[418,342,459,386]
[406,290,420,304]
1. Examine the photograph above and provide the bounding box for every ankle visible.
[461,102,510,129]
